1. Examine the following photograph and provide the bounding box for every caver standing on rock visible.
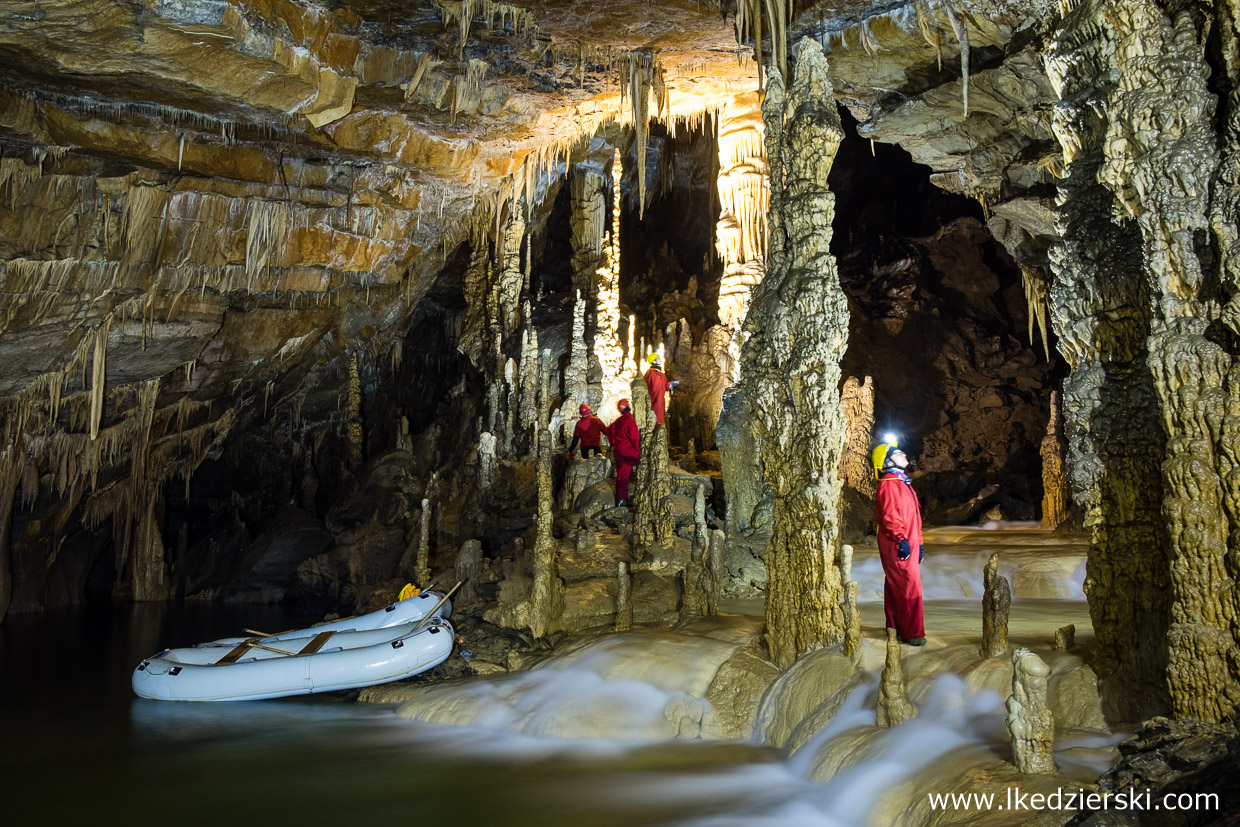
[605,398,640,507]
[873,434,926,646]
[568,403,606,459]
[643,353,671,425]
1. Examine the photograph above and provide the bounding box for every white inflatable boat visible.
[133,592,455,702]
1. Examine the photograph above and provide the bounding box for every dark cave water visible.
[0,603,812,826]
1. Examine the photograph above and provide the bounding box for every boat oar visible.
[407,582,461,636]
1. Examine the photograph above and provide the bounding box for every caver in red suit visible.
[605,399,640,505]
[876,461,925,642]
[569,403,606,459]
[644,364,670,425]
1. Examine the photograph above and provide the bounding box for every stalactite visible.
[942,2,970,117]
[452,59,489,122]
[618,51,664,219]
[715,93,769,332]
[1021,267,1050,360]
[89,318,112,441]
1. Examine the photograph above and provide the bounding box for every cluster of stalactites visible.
[436,0,536,58]
[715,93,770,331]
[733,0,793,88]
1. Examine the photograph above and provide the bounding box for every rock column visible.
[741,39,849,667]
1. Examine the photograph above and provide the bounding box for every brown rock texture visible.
[741,39,848,668]
[981,552,1010,658]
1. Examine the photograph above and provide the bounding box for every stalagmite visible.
[1054,624,1076,651]
[478,432,496,490]
[877,628,917,727]
[705,528,724,614]
[496,206,524,338]
[741,40,848,668]
[684,438,697,473]
[595,149,629,407]
[415,498,432,587]
[557,292,590,444]
[632,424,675,552]
[1007,648,1056,773]
[1039,391,1070,530]
[455,539,482,605]
[518,325,540,439]
[346,353,363,470]
[682,483,711,617]
[840,544,854,584]
[982,553,1011,658]
[503,358,517,456]
[615,561,633,631]
[842,581,862,664]
[528,423,565,637]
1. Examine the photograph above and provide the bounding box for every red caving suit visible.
[876,467,925,640]
[644,368,669,425]
[571,415,606,454]
[605,410,640,502]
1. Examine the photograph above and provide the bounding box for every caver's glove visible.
[898,539,911,561]
[569,451,576,460]
[919,544,925,563]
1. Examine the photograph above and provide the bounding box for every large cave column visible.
[1047,0,1240,720]
[595,148,631,406]
[740,39,848,668]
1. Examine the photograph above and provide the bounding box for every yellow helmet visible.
[646,353,660,365]
[871,434,899,478]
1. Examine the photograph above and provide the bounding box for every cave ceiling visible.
[0,0,1063,534]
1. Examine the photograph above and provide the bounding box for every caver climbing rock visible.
[605,398,640,507]
[568,403,606,459]
[873,434,926,646]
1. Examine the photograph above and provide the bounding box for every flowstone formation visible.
[739,39,849,667]
[1046,0,1240,722]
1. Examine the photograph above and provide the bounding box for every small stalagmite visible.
[877,628,917,727]
[346,353,363,470]
[415,498,432,587]
[478,432,497,490]
[982,553,1011,658]
[615,560,633,631]
[632,424,675,551]
[455,539,482,604]
[843,581,862,664]
[1006,648,1056,774]
[1054,624,1076,651]
[528,424,565,637]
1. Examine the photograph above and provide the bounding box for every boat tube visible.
[201,589,452,649]
[133,616,454,702]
